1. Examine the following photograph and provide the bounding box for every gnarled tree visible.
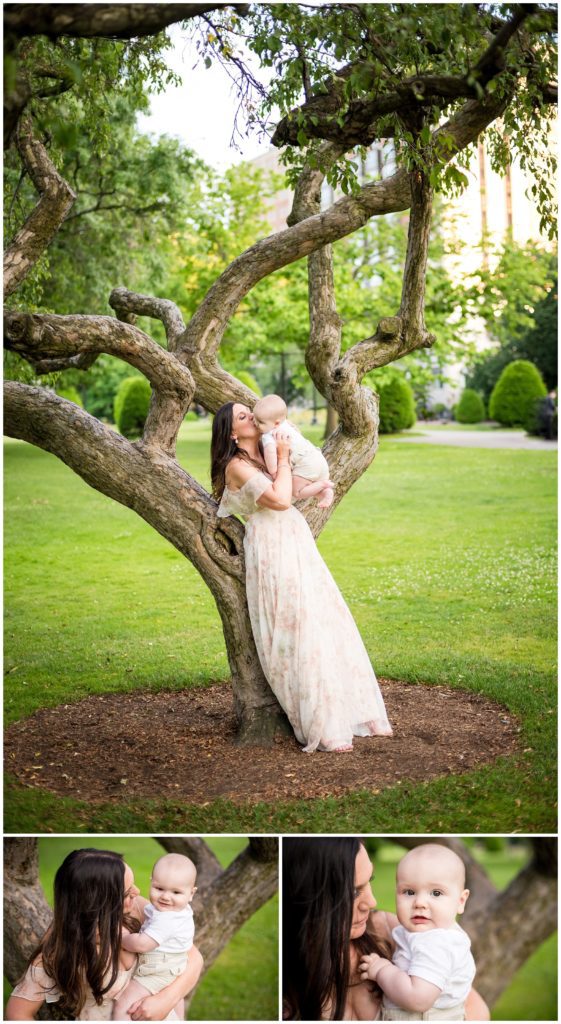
[3,835,278,1021]
[4,3,557,742]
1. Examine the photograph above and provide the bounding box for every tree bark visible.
[4,117,76,296]
[3,5,240,40]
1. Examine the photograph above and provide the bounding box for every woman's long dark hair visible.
[210,401,264,500]
[283,837,391,1021]
[30,848,140,1018]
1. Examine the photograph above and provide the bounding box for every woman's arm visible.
[4,995,44,1021]
[465,987,490,1021]
[128,946,203,1021]
[228,439,293,511]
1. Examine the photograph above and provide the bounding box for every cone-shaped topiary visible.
[56,386,83,408]
[489,360,547,427]
[455,388,485,423]
[378,377,416,434]
[114,376,152,438]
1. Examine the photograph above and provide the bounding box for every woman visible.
[6,848,203,1021]
[282,838,490,1021]
[212,402,392,753]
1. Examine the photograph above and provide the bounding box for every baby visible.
[252,394,334,508]
[112,853,197,1021]
[359,844,475,1021]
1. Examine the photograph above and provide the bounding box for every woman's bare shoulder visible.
[131,894,149,920]
[226,458,262,489]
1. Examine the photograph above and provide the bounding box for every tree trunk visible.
[463,839,558,1005]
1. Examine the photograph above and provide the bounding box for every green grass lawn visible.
[4,420,557,832]
[4,836,278,1021]
[361,839,556,1021]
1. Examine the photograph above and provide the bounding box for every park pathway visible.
[391,427,557,451]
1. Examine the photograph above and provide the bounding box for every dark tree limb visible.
[4,116,75,296]
[109,286,186,351]
[272,5,538,149]
[465,838,557,1004]
[176,90,510,370]
[191,837,278,975]
[3,4,244,40]
[4,310,195,455]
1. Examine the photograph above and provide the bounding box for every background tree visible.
[4,3,557,743]
[373,836,557,1009]
[466,262,558,401]
[3,835,278,1021]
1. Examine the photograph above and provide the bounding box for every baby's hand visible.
[359,952,385,981]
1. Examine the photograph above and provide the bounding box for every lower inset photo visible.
[4,835,278,1021]
[282,836,557,1022]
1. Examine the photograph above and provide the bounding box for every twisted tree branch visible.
[4,4,245,39]
[4,116,76,296]
[4,310,195,454]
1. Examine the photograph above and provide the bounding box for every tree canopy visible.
[3,3,558,741]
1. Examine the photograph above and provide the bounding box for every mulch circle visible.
[4,679,519,805]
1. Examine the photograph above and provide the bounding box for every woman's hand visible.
[128,991,169,1021]
[273,430,291,464]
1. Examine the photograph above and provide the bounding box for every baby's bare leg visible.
[292,475,334,505]
[112,978,152,1021]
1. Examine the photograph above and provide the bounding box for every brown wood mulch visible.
[4,679,519,805]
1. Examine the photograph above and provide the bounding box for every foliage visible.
[200,4,557,234]
[516,276,558,390]
[489,360,547,427]
[465,242,557,348]
[55,385,83,408]
[234,370,262,396]
[377,376,416,434]
[114,375,151,438]
[455,388,485,424]
[465,250,557,402]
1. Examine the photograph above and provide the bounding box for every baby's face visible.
[150,865,196,913]
[395,848,469,933]
[253,412,279,434]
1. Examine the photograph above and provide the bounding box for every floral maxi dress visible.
[218,471,393,751]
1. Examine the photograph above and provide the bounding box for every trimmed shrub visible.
[378,377,416,434]
[114,376,152,438]
[489,360,547,427]
[236,370,262,397]
[56,386,83,408]
[455,388,485,424]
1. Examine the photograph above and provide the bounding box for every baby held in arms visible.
[359,844,475,1021]
[252,394,334,508]
[112,854,197,1021]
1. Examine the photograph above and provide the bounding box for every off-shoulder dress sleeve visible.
[12,962,61,1003]
[217,471,272,517]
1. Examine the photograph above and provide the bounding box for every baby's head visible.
[395,844,469,933]
[253,394,287,434]
[149,853,197,913]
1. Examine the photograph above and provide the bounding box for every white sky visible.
[136,24,273,170]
